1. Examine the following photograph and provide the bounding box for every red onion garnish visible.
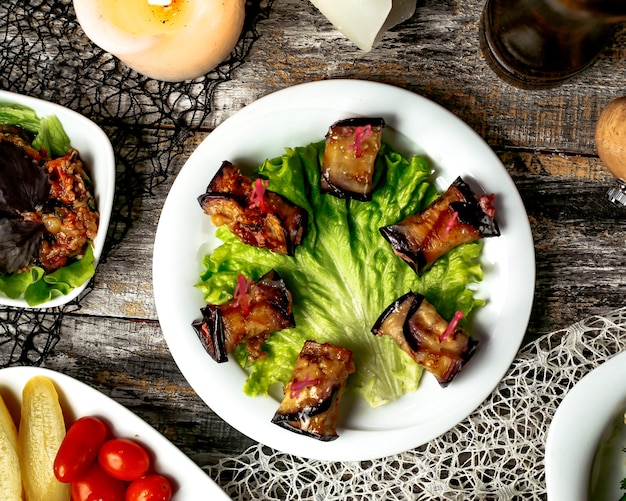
[248,178,269,213]
[445,211,458,234]
[478,193,496,219]
[440,310,464,342]
[348,125,373,158]
[233,273,252,314]
[289,372,320,399]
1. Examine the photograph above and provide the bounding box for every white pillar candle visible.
[72,0,246,82]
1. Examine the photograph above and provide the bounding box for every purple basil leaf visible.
[0,141,49,213]
[0,189,18,218]
[0,218,44,274]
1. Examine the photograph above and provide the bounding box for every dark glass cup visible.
[480,0,626,89]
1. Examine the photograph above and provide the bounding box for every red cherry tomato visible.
[54,416,108,483]
[71,461,126,501]
[125,474,173,501]
[98,438,150,482]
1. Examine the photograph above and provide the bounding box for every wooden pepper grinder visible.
[596,97,626,206]
[480,0,626,89]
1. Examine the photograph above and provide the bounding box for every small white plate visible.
[546,350,626,501]
[153,79,535,461]
[0,366,230,500]
[0,91,115,308]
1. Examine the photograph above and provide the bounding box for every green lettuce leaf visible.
[0,244,95,306]
[0,103,42,134]
[0,103,71,158]
[0,102,92,305]
[197,141,487,408]
[32,115,71,159]
[0,266,44,299]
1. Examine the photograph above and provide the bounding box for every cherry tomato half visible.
[98,438,150,482]
[71,461,126,501]
[54,416,108,483]
[125,474,173,501]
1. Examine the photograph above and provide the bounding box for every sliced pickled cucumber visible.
[18,376,69,501]
[0,393,22,500]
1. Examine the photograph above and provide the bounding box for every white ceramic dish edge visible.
[0,366,231,500]
[152,79,536,461]
[546,349,626,501]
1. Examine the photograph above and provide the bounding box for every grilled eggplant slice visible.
[371,291,477,386]
[272,340,355,441]
[192,270,295,363]
[321,117,385,201]
[380,176,499,274]
[198,161,308,256]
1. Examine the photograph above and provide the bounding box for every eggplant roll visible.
[192,270,295,363]
[380,176,500,274]
[371,291,477,386]
[321,117,385,201]
[198,161,308,256]
[272,340,355,441]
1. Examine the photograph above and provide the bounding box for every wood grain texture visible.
[4,0,626,476]
[44,315,255,461]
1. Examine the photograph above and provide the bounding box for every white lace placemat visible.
[207,307,626,500]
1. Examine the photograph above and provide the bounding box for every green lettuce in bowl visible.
[0,91,115,308]
[197,140,486,408]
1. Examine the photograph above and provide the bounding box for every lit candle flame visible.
[147,0,172,5]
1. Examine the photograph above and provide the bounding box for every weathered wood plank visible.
[4,0,623,156]
[44,315,255,463]
[3,0,626,489]
[213,0,626,153]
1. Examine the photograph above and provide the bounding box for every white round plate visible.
[0,90,115,308]
[153,79,535,461]
[546,350,626,501]
[0,366,230,500]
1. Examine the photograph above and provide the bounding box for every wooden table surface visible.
[2,0,626,497]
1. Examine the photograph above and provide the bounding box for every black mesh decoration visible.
[0,0,275,367]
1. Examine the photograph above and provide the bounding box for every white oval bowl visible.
[0,366,231,500]
[0,90,115,308]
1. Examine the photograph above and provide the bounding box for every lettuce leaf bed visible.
[197,141,486,408]
[0,103,70,158]
[0,103,96,306]
[0,245,95,306]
